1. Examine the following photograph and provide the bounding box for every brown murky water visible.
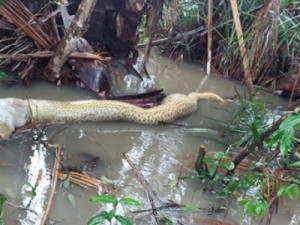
[0,55,298,225]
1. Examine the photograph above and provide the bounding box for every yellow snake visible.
[0,92,224,139]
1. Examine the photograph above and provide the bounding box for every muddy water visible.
[0,55,298,225]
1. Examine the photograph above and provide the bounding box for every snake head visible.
[188,92,225,104]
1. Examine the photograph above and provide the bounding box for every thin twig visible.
[207,0,213,76]
[40,143,61,225]
[123,153,161,225]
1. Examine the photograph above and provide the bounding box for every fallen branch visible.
[41,143,61,225]
[0,51,110,61]
[141,0,164,74]
[45,0,97,81]
[227,115,287,175]
[138,26,205,48]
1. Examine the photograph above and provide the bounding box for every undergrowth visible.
[191,95,300,223]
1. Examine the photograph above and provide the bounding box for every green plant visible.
[177,0,206,27]
[0,71,7,80]
[88,194,141,225]
[0,193,6,225]
[268,109,300,157]
[227,94,267,148]
[190,96,300,221]
[239,197,268,217]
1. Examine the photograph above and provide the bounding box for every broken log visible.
[138,26,205,48]
[0,51,110,61]
[44,0,97,81]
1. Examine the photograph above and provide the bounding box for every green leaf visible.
[268,130,284,147]
[90,194,118,204]
[160,218,173,225]
[285,184,299,200]
[279,128,294,156]
[63,178,70,189]
[213,152,226,159]
[254,201,267,217]
[87,212,110,225]
[244,201,255,215]
[280,115,300,129]
[208,162,218,177]
[0,194,6,205]
[67,193,76,207]
[277,186,287,196]
[115,215,132,225]
[203,157,214,164]
[280,0,293,8]
[239,198,251,207]
[0,71,7,79]
[0,193,7,216]
[107,209,116,221]
[248,161,264,170]
[294,107,300,115]
[250,123,259,139]
[119,197,141,207]
[100,175,115,184]
[290,161,300,168]
[169,180,178,188]
[226,162,235,170]
[182,204,200,212]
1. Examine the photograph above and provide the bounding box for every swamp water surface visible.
[0,55,299,225]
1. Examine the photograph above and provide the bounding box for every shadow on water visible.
[0,55,297,225]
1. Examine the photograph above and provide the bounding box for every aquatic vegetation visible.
[88,194,141,225]
[192,96,300,222]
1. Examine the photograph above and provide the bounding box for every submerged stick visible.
[123,153,161,224]
[40,143,61,225]
[227,115,287,175]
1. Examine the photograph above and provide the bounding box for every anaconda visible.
[0,92,224,139]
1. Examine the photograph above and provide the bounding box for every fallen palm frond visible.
[0,0,110,84]
[0,0,53,49]
[0,0,55,81]
[58,171,115,193]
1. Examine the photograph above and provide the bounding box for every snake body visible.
[0,92,224,139]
